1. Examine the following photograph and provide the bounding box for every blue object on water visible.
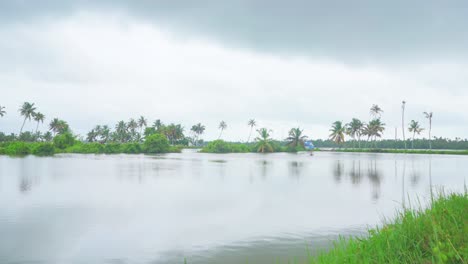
[304,141,315,150]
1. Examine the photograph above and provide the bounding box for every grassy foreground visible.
[308,192,467,263]
[325,148,468,155]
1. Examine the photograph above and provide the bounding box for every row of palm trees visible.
[329,103,434,149]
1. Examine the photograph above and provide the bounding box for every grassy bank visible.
[200,140,306,153]
[0,133,181,156]
[308,192,467,263]
[324,148,468,155]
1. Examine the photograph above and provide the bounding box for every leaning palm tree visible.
[408,120,424,149]
[33,112,45,134]
[346,118,364,148]
[18,102,37,135]
[247,119,257,142]
[423,111,433,150]
[255,128,273,153]
[329,121,346,144]
[401,100,407,149]
[370,104,384,118]
[0,105,6,117]
[286,127,308,148]
[218,121,227,139]
[190,123,206,146]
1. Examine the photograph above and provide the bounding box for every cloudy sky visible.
[1,1,467,140]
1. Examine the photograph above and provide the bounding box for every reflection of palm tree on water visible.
[349,160,362,185]
[333,160,344,182]
[367,159,382,200]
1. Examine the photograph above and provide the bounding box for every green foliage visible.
[53,133,76,149]
[31,143,55,156]
[200,140,252,153]
[5,141,31,156]
[309,192,468,263]
[144,133,170,153]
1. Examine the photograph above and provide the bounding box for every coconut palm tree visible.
[33,112,45,134]
[138,116,147,135]
[218,121,227,139]
[153,119,163,130]
[423,111,433,149]
[127,118,138,141]
[18,102,37,135]
[42,131,53,142]
[408,120,424,149]
[402,100,407,149]
[255,128,273,153]
[370,104,383,118]
[346,118,364,148]
[367,118,386,148]
[49,118,60,136]
[0,105,6,117]
[286,128,308,148]
[247,119,257,142]
[329,121,346,144]
[190,123,205,146]
[115,121,128,143]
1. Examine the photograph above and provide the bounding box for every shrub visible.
[53,133,76,149]
[5,141,31,156]
[120,143,142,154]
[31,143,55,156]
[201,140,252,153]
[144,134,170,153]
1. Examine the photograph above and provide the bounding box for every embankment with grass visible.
[308,192,467,263]
[199,140,306,153]
[324,148,468,155]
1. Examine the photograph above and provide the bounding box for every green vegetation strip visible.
[309,192,467,263]
[326,148,468,155]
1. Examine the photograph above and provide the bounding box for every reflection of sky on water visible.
[0,151,466,263]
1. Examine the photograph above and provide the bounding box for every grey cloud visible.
[1,1,468,63]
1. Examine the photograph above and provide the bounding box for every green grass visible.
[308,192,467,264]
[325,148,468,155]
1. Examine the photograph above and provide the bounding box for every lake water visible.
[0,150,466,264]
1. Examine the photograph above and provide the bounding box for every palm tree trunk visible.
[402,108,406,150]
[35,122,39,134]
[218,129,223,140]
[412,132,415,149]
[247,127,253,142]
[19,117,27,135]
[429,120,432,150]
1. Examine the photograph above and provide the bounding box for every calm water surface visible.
[0,150,466,264]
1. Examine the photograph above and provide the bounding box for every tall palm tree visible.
[115,120,128,143]
[0,105,6,117]
[127,118,138,141]
[138,116,147,135]
[190,123,206,146]
[329,121,346,144]
[423,111,433,150]
[402,100,407,149]
[370,104,384,118]
[286,127,308,148]
[49,118,60,136]
[367,118,386,148]
[247,119,256,142]
[408,120,424,149]
[18,102,37,135]
[346,118,364,148]
[153,119,163,130]
[255,128,273,153]
[218,121,227,139]
[33,112,45,134]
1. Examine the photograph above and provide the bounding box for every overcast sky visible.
[1,1,467,141]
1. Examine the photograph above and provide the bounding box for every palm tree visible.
[218,121,227,139]
[33,112,45,134]
[153,119,163,130]
[367,118,386,148]
[247,119,257,142]
[408,120,424,149]
[49,118,60,135]
[127,118,138,141]
[402,100,407,149]
[115,121,128,143]
[138,116,147,135]
[42,131,53,142]
[190,123,205,146]
[286,127,308,148]
[346,118,364,148]
[255,128,273,153]
[18,102,37,135]
[423,111,433,149]
[370,104,383,118]
[0,105,6,117]
[329,121,346,144]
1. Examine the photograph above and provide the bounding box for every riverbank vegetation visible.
[308,191,467,263]
[322,148,468,155]
[1,101,467,156]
